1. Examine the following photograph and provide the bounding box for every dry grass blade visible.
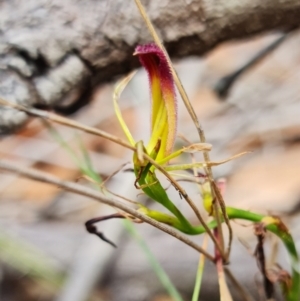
[182,143,212,153]
[0,98,135,151]
[133,0,206,143]
[218,275,233,301]
[133,0,230,260]
[207,152,250,166]
[212,181,233,262]
[217,254,233,301]
[113,72,137,146]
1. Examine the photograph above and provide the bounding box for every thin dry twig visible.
[0,160,214,262]
[212,180,233,262]
[254,223,274,300]
[0,98,135,152]
[0,97,224,257]
[144,153,225,257]
[134,0,231,260]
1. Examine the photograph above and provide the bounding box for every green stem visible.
[123,220,184,301]
[227,208,299,301]
[136,162,194,231]
[191,236,207,301]
[143,206,300,301]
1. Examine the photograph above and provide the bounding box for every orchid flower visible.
[114,43,212,164]
[114,43,242,232]
[109,43,300,298]
[109,22,300,296]
[113,43,212,231]
[116,45,182,160]
[113,43,297,245]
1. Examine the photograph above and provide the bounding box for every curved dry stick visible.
[0,98,135,152]
[0,160,214,262]
[85,213,125,248]
[143,153,225,258]
[214,33,289,98]
[0,97,222,258]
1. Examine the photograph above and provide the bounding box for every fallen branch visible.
[0,159,214,261]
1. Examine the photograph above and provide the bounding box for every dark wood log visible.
[1,0,300,132]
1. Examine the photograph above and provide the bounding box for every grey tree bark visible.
[0,0,300,133]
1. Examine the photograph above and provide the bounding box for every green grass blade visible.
[46,123,101,184]
[47,125,183,301]
[123,219,184,301]
[76,134,102,183]
[45,122,83,169]
[192,235,207,301]
[0,230,63,287]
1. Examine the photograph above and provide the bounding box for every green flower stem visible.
[134,144,195,231]
[226,207,299,301]
[142,206,299,301]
